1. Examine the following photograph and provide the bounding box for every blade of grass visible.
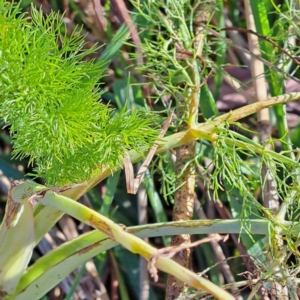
[144,171,170,246]
[110,250,131,300]
[249,0,287,152]
[200,84,219,118]
[87,186,103,212]
[98,24,129,68]
[100,171,121,216]
[64,264,86,300]
[213,0,226,101]
[227,0,240,27]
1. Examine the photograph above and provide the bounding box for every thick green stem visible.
[36,189,234,300]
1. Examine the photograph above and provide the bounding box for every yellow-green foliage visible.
[0,1,159,186]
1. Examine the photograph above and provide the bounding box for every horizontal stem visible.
[34,91,300,244]
[37,190,234,299]
[17,215,297,297]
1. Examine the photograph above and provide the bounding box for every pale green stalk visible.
[36,189,234,299]
[0,182,45,299]
[15,215,299,298]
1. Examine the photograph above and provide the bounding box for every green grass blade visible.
[101,171,121,216]
[144,171,170,246]
[249,0,287,150]
[87,187,103,212]
[227,0,240,27]
[64,264,86,300]
[110,251,131,300]
[213,0,226,101]
[199,84,219,119]
[98,24,129,68]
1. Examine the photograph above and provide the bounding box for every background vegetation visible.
[1,0,300,299]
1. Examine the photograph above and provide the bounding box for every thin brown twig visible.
[137,186,150,300]
[222,27,300,66]
[92,0,107,40]
[194,198,243,299]
[204,26,300,84]
[148,234,229,282]
[111,0,143,67]
[124,113,173,194]
[174,40,207,74]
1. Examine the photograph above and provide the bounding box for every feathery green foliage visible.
[0,1,159,186]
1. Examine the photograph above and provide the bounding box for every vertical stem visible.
[244,0,279,211]
[137,183,150,300]
[244,2,286,299]
[166,139,196,299]
[165,3,211,299]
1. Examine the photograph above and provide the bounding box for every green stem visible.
[33,91,300,245]
[16,216,299,298]
[37,190,234,300]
